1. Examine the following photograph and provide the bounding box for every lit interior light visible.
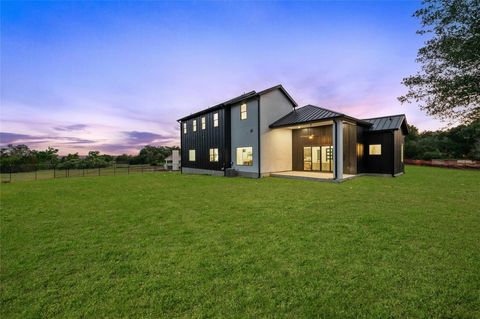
[309,135,314,140]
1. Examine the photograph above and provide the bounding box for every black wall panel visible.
[292,126,333,171]
[180,109,229,171]
[364,131,394,175]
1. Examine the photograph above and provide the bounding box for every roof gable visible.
[269,105,343,128]
[177,85,296,122]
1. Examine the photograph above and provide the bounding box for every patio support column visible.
[333,118,343,180]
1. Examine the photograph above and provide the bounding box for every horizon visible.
[1,1,447,155]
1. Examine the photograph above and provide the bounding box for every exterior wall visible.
[230,98,259,175]
[164,150,181,170]
[356,126,366,173]
[292,124,333,171]
[364,131,394,175]
[180,108,227,171]
[259,89,295,174]
[393,129,405,174]
[342,122,357,175]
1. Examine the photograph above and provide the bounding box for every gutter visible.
[257,96,261,178]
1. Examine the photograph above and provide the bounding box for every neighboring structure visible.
[164,150,181,171]
[178,85,408,180]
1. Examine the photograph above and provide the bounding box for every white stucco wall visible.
[259,89,295,174]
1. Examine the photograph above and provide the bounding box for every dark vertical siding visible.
[342,123,357,174]
[356,126,365,173]
[180,108,228,171]
[292,125,333,171]
[364,131,394,174]
[393,130,405,174]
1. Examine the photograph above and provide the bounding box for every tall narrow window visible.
[201,117,206,130]
[213,113,219,127]
[193,120,197,132]
[236,147,253,166]
[209,148,219,162]
[369,144,382,155]
[189,149,196,161]
[240,103,247,120]
[183,122,187,134]
[401,143,404,163]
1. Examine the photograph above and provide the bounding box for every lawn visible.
[1,166,479,318]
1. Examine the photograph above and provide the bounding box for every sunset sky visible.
[1,1,441,155]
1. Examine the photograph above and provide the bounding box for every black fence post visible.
[142,165,144,174]
[10,165,12,182]
[83,167,85,177]
[35,166,38,180]
[98,167,101,176]
[67,169,69,178]
[114,163,116,176]
[54,167,56,179]
[128,165,130,175]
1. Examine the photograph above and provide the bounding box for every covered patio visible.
[270,171,356,182]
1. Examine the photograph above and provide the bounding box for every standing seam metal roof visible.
[269,105,343,128]
[362,114,407,132]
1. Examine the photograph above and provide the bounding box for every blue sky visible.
[1,1,437,155]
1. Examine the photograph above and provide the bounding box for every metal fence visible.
[1,164,169,183]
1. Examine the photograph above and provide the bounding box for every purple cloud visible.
[54,124,88,131]
[123,131,176,145]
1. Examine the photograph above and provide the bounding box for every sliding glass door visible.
[303,146,333,172]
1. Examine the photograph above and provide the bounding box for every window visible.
[401,143,404,163]
[369,144,382,155]
[240,103,247,120]
[209,148,219,162]
[189,149,196,161]
[357,143,364,158]
[236,147,253,166]
[192,120,197,132]
[183,122,187,134]
[213,113,219,127]
[201,117,206,130]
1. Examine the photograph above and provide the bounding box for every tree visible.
[399,0,480,124]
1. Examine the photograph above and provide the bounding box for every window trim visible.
[236,146,253,166]
[369,144,382,156]
[213,113,219,127]
[240,103,247,120]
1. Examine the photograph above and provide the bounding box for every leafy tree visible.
[399,0,480,124]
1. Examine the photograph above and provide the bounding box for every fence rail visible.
[1,164,168,183]
[405,159,480,169]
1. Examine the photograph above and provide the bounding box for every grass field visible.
[1,166,479,318]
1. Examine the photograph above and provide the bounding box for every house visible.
[164,150,181,171]
[177,85,408,181]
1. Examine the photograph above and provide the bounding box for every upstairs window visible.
[201,117,206,130]
[209,148,219,162]
[189,149,196,161]
[236,147,253,166]
[369,144,382,155]
[240,103,247,120]
[193,120,197,132]
[213,113,219,127]
[183,122,187,134]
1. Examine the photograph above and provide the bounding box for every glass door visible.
[303,147,312,170]
[312,147,321,171]
[321,146,333,172]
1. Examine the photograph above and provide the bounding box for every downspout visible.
[257,96,261,178]
[333,120,337,180]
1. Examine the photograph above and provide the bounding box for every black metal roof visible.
[363,114,408,134]
[269,105,342,128]
[177,85,297,121]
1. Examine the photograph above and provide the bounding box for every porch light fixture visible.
[309,135,314,140]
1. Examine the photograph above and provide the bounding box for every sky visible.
[1,1,442,155]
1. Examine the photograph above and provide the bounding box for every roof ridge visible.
[362,114,405,121]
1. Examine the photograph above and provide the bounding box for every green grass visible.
[1,166,479,318]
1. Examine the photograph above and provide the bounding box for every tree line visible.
[0,145,179,173]
[405,120,480,160]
